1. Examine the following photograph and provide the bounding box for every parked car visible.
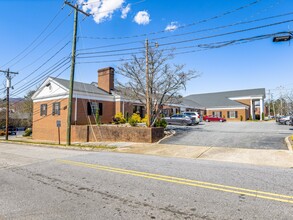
[164,114,194,126]
[203,115,226,122]
[0,126,17,135]
[278,116,291,125]
[182,112,201,124]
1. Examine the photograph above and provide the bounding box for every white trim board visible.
[207,106,248,110]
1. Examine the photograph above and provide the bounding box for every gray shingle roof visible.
[52,77,111,96]
[184,88,265,108]
[181,98,205,109]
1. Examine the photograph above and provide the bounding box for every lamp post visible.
[273,33,292,42]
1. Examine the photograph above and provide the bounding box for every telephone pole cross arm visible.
[0,69,18,140]
[64,1,89,146]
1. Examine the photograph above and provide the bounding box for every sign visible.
[56,120,61,128]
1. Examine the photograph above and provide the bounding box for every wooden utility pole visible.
[0,69,18,140]
[64,1,89,145]
[145,39,151,127]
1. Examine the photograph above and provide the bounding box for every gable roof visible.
[185,88,265,109]
[53,78,111,96]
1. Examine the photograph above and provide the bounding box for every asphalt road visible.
[162,121,292,150]
[1,143,293,219]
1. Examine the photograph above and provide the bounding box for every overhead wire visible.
[79,0,262,40]
[1,6,64,68]
[8,10,72,69]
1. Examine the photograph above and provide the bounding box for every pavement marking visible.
[58,159,293,204]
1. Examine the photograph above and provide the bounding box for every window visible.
[40,104,47,116]
[228,111,238,118]
[87,102,103,116]
[52,102,60,115]
[212,111,222,117]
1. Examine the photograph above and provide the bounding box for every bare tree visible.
[117,46,198,126]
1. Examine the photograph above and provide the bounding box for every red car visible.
[203,115,226,122]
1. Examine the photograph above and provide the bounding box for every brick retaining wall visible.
[72,125,164,143]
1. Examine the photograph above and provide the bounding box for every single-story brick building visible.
[184,88,266,121]
[32,66,266,142]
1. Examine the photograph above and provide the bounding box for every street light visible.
[273,33,292,42]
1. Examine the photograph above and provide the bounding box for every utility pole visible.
[145,39,151,127]
[268,90,271,118]
[64,1,89,145]
[0,69,18,140]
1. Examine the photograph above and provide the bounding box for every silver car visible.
[164,114,194,126]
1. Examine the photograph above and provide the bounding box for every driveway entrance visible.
[161,121,291,150]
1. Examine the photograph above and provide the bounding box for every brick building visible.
[32,66,266,142]
[184,88,266,121]
[31,67,145,142]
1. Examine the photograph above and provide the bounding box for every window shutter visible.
[220,112,222,117]
[52,103,55,115]
[99,103,103,115]
[227,111,230,118]
[87,102,91,115]
[235,111,238,118]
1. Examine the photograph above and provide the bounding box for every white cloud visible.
[165,22,179,32]
[80,0,125,24]
[134,11,150,25]
[121,4,131,19]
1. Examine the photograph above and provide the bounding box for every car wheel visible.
[206,119,209,122]
[219,119,223,122]
[286,121,290,125]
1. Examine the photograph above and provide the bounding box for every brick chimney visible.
[98,67,114,94]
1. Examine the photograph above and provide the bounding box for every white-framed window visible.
[40,104,47,116]
[228,111,238,118]
[87,102,103,116]
[52,102,60,115]
[212,111,222,117]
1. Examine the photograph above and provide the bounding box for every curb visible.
[156,130,176,144]
[285,136,293,151]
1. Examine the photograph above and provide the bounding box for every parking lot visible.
[161,121,292,150]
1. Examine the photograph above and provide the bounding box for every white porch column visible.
[260,98,264,121]
[250,99,254,120]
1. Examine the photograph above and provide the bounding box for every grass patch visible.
[0,139,117,150]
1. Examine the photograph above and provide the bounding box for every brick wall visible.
[72,98,115,125]
[32,98,69,142]
[206,109,248,121]
[71,125,164,143]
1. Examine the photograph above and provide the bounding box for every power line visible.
[12,42,71,88]
[78,11,293,53]
[11,61,71,97]
[7,12,72,69]
[76,19,293,56]
[1,6,64,68]
[158,19,293,47]
[79,0,262,40]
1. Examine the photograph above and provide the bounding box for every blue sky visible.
[0,0,293,99]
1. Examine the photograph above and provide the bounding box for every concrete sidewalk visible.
[112,143,293,168]
[1,137,293,168]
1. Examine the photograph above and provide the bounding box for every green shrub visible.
[131,113,141,123]
[113,112,126,124]
[155,118,167,128]
[128,113,141,126]
[95,111,101,125]
[262,112,265,121]
[23,128,32,137]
